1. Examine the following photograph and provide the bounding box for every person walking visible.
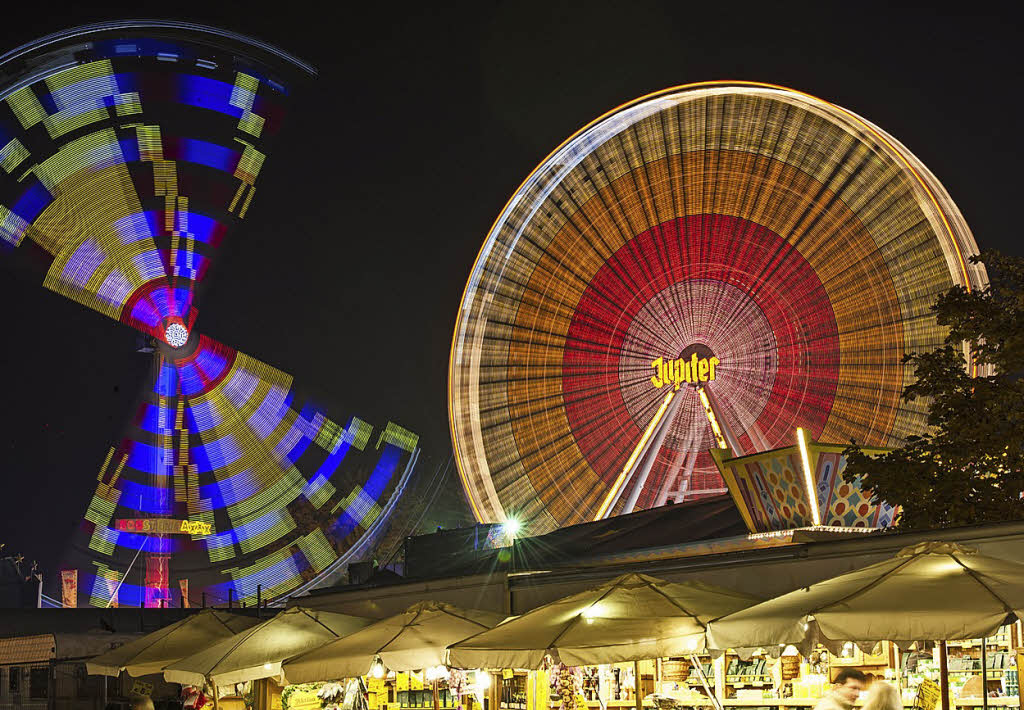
[862,681,902,710]
[813,669,867,710]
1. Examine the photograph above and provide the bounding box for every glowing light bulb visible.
[372,661,385,679]
[263,662,273,671]
[503,517,521,538]
[165,323,189,348]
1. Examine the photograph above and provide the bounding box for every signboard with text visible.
[115,519,213,535]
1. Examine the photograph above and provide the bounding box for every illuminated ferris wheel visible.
[0,22,420,607]
[449,82,987,535]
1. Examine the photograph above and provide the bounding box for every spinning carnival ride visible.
[0,23,420,607]
[450,82,987,535]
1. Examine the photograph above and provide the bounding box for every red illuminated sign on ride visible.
[115,519,213,535]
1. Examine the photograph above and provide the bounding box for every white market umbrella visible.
[283,601,506,683]
[163,606,371,687]
[86,609,259,677]
[447,572,759,669]
[707,541,1024,651]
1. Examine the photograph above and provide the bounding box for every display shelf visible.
[952,699,1019,707]
[632,698,1022,708]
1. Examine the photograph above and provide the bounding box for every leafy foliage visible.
[844,251,1024,530]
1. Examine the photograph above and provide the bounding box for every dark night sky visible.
[0,2,1020,584]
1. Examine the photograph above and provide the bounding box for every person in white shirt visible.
[814,669,867,710]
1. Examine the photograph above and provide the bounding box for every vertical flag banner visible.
[106,575,119,609]
[61,569,78,608]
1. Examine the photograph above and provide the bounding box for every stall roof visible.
[297,516,1024,618]
[0,634,53,665]
[400,494,747,581]
[513,494,747,566]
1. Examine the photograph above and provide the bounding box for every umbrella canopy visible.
[163,607,371,687]
[708,542,1024,651]
[86,609,259,677]
[283,601,506,683]
[447,572,759,669]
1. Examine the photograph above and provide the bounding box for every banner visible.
[60,569,78,608]
[106,574,119,608]
[179,578,189,608]
[145,555,170,608]
[115,518,212,535]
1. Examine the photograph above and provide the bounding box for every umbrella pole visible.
[940,642,950,710]
[981,637,988,710]
[434,679,440,710]
[633,661,642,710]
[212,682,221,710]
[688,655,724,710]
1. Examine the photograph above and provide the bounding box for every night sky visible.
[0,2,1020,587]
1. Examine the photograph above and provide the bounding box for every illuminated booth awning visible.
[711,432,898,536]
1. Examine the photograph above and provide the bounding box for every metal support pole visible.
[633,661,642,710]
[893,642,903,695]
[689,655,724,710]
[228,589,234,609]
[257,584,262,618]
[982,637,989,710]
[202,591,206,608]
[940,641,950,710]
[622,392,683,514]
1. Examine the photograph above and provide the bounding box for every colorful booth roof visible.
[711,435,898,534]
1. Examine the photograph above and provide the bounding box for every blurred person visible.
[814,669,867,710]
[862,681,901,710]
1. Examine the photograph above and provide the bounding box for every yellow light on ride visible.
[796,427,821,526]
[697,386,728,449]
[594,390,676,520]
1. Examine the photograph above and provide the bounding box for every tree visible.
[843,251,1024,530]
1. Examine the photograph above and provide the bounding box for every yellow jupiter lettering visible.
[650,357,664,387]
[651,355,719,389]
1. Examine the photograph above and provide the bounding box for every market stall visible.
[86,608,260,678]
[276,601,506,710]
[163,606,372,710]
[707,542,1024,710]
[440,628,1022,710]
[447,572,760,710]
